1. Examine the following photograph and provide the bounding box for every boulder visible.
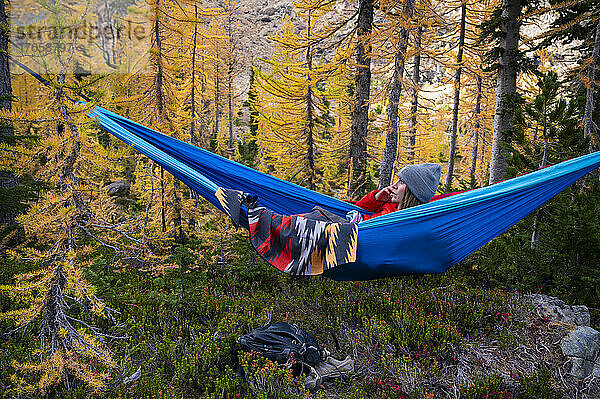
[262,6,278,16]
[561,326,599,358]
[570,358,596,379]
[104,180,130,197]
[561,326,600,380]
[528,294,590,326]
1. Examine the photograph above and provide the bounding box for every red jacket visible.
[351,190,398,220]
[351,190,466,220]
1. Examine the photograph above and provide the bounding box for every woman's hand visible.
[375,186,393,202]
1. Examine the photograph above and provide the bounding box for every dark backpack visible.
[237,322,323,366]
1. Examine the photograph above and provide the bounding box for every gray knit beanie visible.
[397,163,442,203]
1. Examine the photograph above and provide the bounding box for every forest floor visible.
[1,215,600,399]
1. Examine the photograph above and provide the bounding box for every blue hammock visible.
[87,106,600,281]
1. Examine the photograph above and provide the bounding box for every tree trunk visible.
[0,0,15,224]
[531,112,548,249]
[160,166,166,233]
[153,0,165,120]
[227,8,234,152]
[173,177,185,244]
[407,26,423,164]
[305,13,316,190]
[190,4,198,145]
[214,49,220,149]
[201,58,210,148]
[489,0,522,184]
[228,69,233,151]
[470,74,483,186]
[0,0,11,114]
[95,0,117,68]
[152,0,169,236]
[188,5,199,229]
[348,0,374,197]
[583,18,600,149]
[445,2,467,190]
[379,0,415,188]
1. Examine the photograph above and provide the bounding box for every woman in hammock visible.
[349,163,442,222]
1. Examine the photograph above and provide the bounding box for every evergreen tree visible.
[238,68,259,168]
[473,72,597,310]
[516,72,588,246]
[537,0,600,150]
[583,19,600,148]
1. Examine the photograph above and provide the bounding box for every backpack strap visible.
[325,327,341,351]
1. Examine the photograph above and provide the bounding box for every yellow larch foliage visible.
[254,11,352,194]
[0,84,126,393]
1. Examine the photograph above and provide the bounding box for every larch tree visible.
[285,0,400,194]
[439,0,496,188]
[407,25,423,164]
[0,0,15,224]
[321,71,355,193]
[348,0,375,197]
[175,4,223,151]
[200,11,240,156]
[254,10,341,191]
[166,1,219,232]
[239,67,260,168]
[1,87,116,396]
[470,74,484,182]
[0,6,146,390]
[221,0,241,153]
[445,0,467,190]
[377,0,460,187]
[465,65,496,186]
[130,0,196,245]
[462,0,497,186]
[198,14,226,154]
[376,0,448,177]
[184,3,204,147]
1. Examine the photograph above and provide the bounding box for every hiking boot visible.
[314,355,354,380]
[304,355,354,390]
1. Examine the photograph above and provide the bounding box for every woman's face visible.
[390,179,407,204]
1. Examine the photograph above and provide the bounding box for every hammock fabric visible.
[87,106,600,281]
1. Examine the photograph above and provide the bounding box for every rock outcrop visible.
[529,293,590,326]
[529,294,600,380]
[561,326,600,379]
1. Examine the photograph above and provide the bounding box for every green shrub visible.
[515,368,561,399]
[459,374,511,399]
